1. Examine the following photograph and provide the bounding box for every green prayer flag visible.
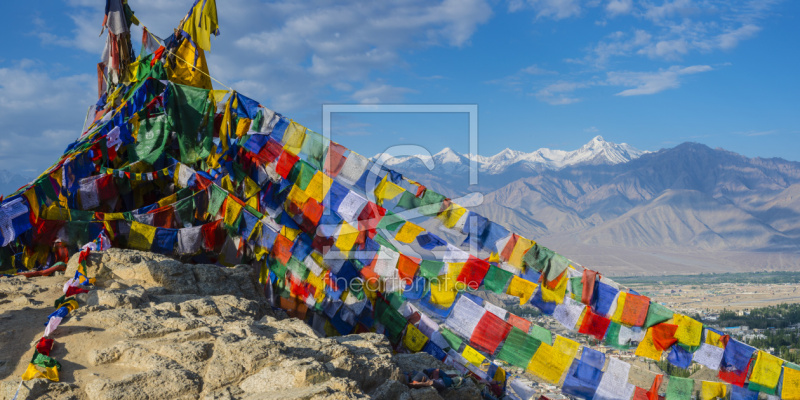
[166,83,212,162]
[31,352,61,371]
[440,327,463,350]
[395,190,445,216]
[419,260,445,281]
[208,185,227,217]
[376,300,406,343]
[604,322,629,349]
[665,377,694,400]
[496,327,541,368]
[748,382,777,395]
[644,302,674,328]
[300,130,327,170]
[530,324,553,346]
[173,197,195,227]
[569,277,583,299]
[483,266,513,293]
[522,244,554,272]
[270,258,288,279]
[286,257,309,281]
[132,114,170,165]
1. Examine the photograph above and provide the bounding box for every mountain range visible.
[381,137,800,274]
[0,169,32,198]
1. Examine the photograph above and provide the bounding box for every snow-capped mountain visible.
[375,136,647,175]
[373,136,648,195]
[0,169,32,197]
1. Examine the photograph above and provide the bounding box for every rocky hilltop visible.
[0,249,480,400]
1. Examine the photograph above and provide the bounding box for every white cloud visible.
[585,126,599,133]
[535,81,588,105]
[716,24,761,50]
[606,0,633,16]
[351,84,416,104]
[512,0,582,20]
[607,65,712,96]
[0,64,95,171]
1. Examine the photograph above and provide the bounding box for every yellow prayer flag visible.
[220,175,236,193]
[506,276,538,305]
[223,197,243,227]
[181,0,218,52]
[749,350,783,390]
[21,363,59,382]
[304,171,331,203]
[286,185,310,210]
[23,188,39,221]
[700,381,727,400]
[494,366,506,384]
[462,345,487,367]
[394,221,425,244]
[374,175,405,206]
[673,314,703,347]
[281,226,301,241]
[635,328,663,361]
[404,324,429,353]
[438,203,466,228]
[443,263,466,291]
[429,280,457,308]
[782,366,800,400]
[158,192,178,208]
[705,329,725,348]
[235,117,251,138]
[103,212,125,221]
[243,176,260,200]
[283,120,307,154]
[335,221,360,257]
[526,335,580,385]
[166,40,212,90]
[128,221,157,251]
[540,273,568,304]
[246,195,259,210]
[508,237,535,269]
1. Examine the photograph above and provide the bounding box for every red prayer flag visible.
[470,312,512,355]
[581,269,599,305]
[620,293,650,327]
[65,286,89,297]
[325,142,348,177]
[500,234,519,262]
[397,254,420,284]
[36,338,54,356]
[507,313,532,333]
[650,323,679,351]
[719,360,751,387]
[648,374,664,400]
[201,220,224,252]
[457,256,490,290]
[578,309,611,340]
[276,151,300,178]
[272,233,294,265]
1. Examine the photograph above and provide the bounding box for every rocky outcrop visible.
[1,249,478,400]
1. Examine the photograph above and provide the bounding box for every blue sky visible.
[1,0,798,175]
